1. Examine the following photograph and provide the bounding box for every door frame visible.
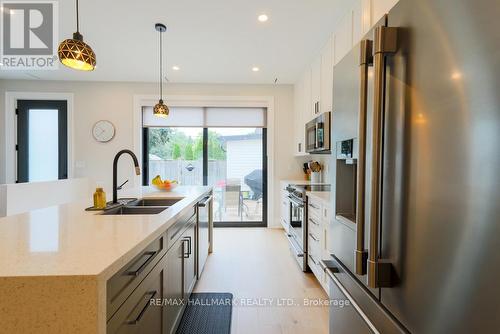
[142,126,268,227]
[16,100,69,183]
[133,95,275,228]
[4,92,75,184]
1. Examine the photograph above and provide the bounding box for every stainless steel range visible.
[285,184,331,271]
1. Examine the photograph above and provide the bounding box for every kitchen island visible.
[0,185,212,334]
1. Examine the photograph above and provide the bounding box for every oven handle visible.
[287,196,304,207]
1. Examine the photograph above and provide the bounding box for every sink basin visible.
[102,206,167,215]
[128,198,183,207]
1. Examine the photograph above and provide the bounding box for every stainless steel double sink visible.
[101,198,183,215]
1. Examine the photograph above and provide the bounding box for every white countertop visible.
[280,179,329,186]
[0,186,211,279]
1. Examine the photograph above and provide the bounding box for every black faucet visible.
[113,149,141,203]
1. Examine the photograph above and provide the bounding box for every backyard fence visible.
[148,159,226,186]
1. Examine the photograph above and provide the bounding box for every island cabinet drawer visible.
[107,234,167,320]
[107,252,167,334]
[166,206,196,247]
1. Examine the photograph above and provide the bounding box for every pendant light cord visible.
[76,0,80,32]
[159,29,163,100]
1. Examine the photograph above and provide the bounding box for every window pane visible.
[28,109,59,182]
[147,128,203,186]
[208,128,263,223]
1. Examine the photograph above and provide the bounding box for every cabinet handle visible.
[309,217,320,226]
[309,203,319,209]
[126,251,157,276]
[367,26,398,289]
[181,238,190,258]
[127,290,157,325]
[186,236,192,256]
[309,233,319,242]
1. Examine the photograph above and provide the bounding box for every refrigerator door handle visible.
[354,39,372,276]
[367,26,398,289]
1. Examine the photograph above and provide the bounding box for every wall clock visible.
[92,120,115,143]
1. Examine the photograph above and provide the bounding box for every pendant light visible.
[58,0,96,71]
[153,23,169,118]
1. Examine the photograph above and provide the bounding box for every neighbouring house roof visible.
[149,154,162,160]
[219,129,263,143]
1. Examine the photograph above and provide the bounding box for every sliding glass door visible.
[142,106,267,227]
[208,128,266,226]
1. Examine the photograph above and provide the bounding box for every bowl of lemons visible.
[151,175,178,191]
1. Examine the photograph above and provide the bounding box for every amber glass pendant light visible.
[58,0,96,71]
[153,23,169,118]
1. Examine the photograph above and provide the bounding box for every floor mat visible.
[176,292,233,334]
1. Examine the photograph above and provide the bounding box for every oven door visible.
[286,195,307,271]
[289,197,304,249]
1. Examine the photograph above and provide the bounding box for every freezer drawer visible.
[323,256,407,334]
[327,273,373,334]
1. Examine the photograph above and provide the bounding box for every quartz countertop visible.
[0,186,211,280]
[280,179,329,186]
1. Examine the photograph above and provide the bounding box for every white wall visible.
[0,79,301,227]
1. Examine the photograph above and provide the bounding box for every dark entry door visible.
[17,100,68,183]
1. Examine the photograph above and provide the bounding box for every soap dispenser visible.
[93,187,107,209]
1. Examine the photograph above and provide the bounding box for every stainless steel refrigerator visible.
[323,0,500,332]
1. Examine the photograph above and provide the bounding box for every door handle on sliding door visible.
[367,26,398,289]
[354,39,372,276]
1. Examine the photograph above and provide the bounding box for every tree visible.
[184,144,194,160]
[193,136,203,160]
[172,144,181,160]
[208,131,226,160]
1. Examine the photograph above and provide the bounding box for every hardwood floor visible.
[194,228,329,334]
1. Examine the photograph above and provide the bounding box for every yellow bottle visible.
[93,187,107,209]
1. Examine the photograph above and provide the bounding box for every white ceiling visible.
[0,0,351,84]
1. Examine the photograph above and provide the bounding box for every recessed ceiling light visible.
[451,71,462,80]
[252,66,260,72]
[172,66,180,71]
[258,14,268,22]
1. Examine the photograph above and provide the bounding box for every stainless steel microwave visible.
[305,112,331,154]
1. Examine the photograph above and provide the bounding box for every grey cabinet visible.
[107,253,166,334]
[183,218,197,298]
[106,234,166,320]
[164,209,197,334]
[164,235,184,334]
[107,204,200,334]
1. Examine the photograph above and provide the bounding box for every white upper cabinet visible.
[372,0,399,24]
[303,67,312,125]
[320,35,334,114]
[334,10,353,65]
[292,0,400,155]
[310,55,321,118]
[293,69,310,156]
